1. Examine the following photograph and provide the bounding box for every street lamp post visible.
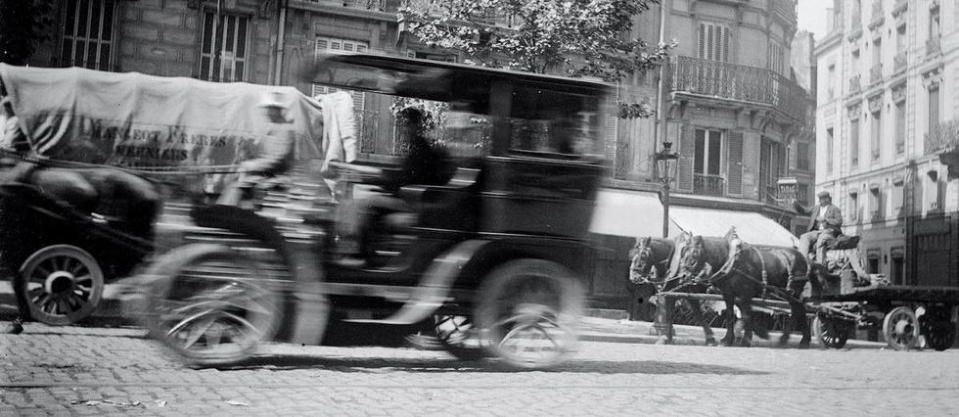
[652,141,679,342]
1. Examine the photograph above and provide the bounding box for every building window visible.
[867,252,880,274]
[850,119,860,167]
[199,12,248,82]
[693,129,724,195]
[871,110,881,161]
[60,0,116,70]
[891,180,904,217]
[869,187,882,220]
[826,127,834,174]
[698,23,730,62]
[313,37,370,151]
[897,24,907,51]
[894,100,905,154]
[930,6,941,39]
[759,138,785,202]
[768,42,785,75]
[797,142,810,171]
[928,85,940,136]
[852,0,862,26]
[827,64,836,99]
[849,192,860,223]
[797,183,810,205]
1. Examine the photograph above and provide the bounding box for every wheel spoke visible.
[172,314,218,349]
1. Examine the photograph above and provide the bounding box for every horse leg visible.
[721,294,736,346]
[687,299,717,346]
[789,281,812,349]
[737,297,753,347]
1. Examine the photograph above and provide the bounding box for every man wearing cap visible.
[218,91,296,206]
[798,191,843,264]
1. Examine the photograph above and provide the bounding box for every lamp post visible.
[651,141,679,342]
[654,141,679,239]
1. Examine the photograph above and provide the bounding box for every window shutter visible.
[698,24,706,59]
[726,131,744,196]
[677,125,694,192]
[723,27,730,62]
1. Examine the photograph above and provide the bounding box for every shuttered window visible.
[677,125,694,192]
[850,119,860,167]
[698,23,730,62]
[61,0,116,70]
[199,12,248,82]
[870,110,881,161]
[726,131,743,196]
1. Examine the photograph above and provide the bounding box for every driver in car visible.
[335,106,454,266]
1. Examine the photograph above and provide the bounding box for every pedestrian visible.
[797,191,843,264]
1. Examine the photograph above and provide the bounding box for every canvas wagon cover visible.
[0,64,324,170]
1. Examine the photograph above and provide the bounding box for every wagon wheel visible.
[813,314,849,349]
[882,306,920,351]
[920,308,956,352]
[14,245,105,326]
[475,259,584,369]
[143,244,281,366]
[433,315,489,361]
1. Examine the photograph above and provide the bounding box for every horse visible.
[672,229,812,348]
[718,236,813,348]
[628,235,718,345]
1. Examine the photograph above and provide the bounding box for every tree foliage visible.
[400,0,674,88]
[0,0,56,65]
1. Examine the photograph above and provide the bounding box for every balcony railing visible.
[667,56,808,120]
[305,0,400,12]
[693,174,725,197]
[893,52,907,74]
[927,37,942,56]
[849,74,862,94]
[869,64,883,85]
[926,119,959,153]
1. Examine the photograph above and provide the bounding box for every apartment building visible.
[815,0,959,286]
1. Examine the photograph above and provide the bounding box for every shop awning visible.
[589,189,681,238]
[669,206,799,248]
[589,188,799,248]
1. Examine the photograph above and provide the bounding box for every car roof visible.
[304,53,613,102]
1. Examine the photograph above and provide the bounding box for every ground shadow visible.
[218,355,767,376]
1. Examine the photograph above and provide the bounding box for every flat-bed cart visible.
[811,285,959,351]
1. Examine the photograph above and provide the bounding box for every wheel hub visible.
[894,319,913,336]
[44,271,76,295]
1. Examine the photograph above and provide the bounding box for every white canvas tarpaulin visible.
[0,64,328,170]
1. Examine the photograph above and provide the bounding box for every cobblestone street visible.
[2,320,958,417]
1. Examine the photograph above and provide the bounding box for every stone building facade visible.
[815,0,959,286]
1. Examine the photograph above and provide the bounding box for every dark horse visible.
[629,235,718,345]
[673,230,812,348]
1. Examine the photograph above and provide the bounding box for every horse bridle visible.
[630,244,673,286]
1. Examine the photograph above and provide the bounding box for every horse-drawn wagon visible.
[630,228,959,351]
[0,63,327,327]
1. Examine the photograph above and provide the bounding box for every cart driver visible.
[798,191,843,264]
[217,91,296,206]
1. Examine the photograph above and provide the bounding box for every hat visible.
[817,191,831,199]
[259,91,288,109]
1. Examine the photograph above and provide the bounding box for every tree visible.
[400,0,674,117]
[0,0,56,65]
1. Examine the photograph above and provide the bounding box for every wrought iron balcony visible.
[304,0,400,12]
[893,52,907,74]
[927,37,942,57]
[849,74,862,94]
[869,64,883,85]
[693,174,725,197]
[666,56,808,120]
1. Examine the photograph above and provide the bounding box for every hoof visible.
[737,339,752,348]
[704,337,718,347]
[798,340,811,349]
[778,335,791,346]
[5,320,23,335]
[654,336,671,345]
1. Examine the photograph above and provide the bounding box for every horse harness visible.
[712,244,808,301]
